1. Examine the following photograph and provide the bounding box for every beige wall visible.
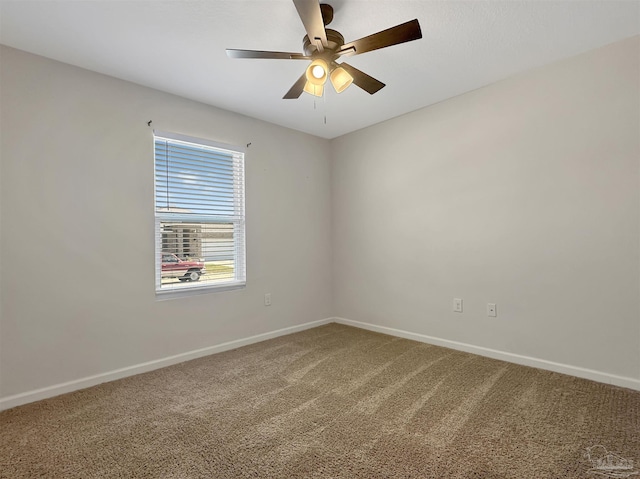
[2,35,639,401]
[0,46,333,398]
[331,36,640,381]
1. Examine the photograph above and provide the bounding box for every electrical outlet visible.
[453,298,463,313]
[487,303,497,317]
[264,293,272,306]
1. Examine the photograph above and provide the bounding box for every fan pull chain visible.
[323,89,327,125]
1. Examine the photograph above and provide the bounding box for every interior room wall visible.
[331,36,640,383]
[0,46,333,400]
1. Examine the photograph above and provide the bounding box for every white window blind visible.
[154,131,246,294]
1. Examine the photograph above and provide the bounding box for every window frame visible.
[153,130,246,297]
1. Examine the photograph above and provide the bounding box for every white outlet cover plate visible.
[453,298,463,313]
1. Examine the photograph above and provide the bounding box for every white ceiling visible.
[1,1,639,139]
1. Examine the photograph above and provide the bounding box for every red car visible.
[161,253,205,282]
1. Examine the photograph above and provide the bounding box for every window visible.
[154,131,246,294]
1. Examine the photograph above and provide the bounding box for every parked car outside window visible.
[161,253,205,282]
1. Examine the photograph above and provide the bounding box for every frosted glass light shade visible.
[330,67,353,93]
[303,81,324,97]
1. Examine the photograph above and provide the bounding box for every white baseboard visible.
[0,318,333,411]
[333,317,640,391]
[4,316,637,411]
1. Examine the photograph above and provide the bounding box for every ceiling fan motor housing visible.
[303,29,345,60]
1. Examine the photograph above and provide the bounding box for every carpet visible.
[1,323,638,478]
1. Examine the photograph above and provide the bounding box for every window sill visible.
[155,281,246,300]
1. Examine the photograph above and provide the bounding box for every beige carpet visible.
[1,323,639,478]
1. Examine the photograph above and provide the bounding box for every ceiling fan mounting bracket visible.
[320,4,334,26]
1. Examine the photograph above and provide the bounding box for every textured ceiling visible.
[1,1,639,139]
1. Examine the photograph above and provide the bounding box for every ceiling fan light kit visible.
[226,0,422,100]
[302,59,354,96]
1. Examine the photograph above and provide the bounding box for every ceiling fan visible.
[226,0,422,99]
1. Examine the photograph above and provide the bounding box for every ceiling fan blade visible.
[292,0,328,49]
[226,49,309,60]
[338,19,422,57]
[339,63,385,95]
[283,73,308,99]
